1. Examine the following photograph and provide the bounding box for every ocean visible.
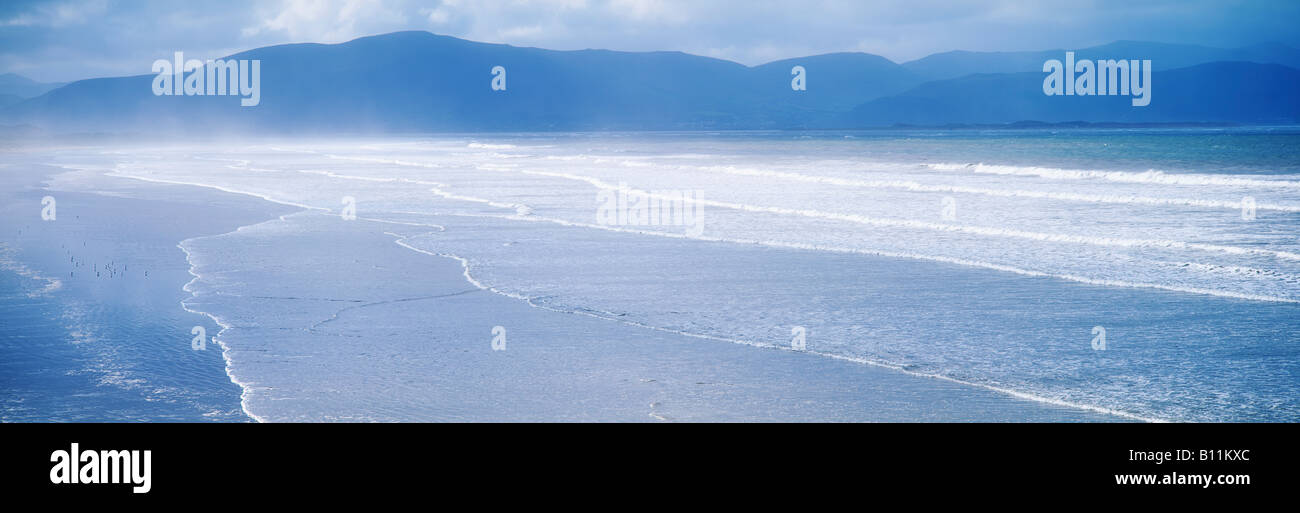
[3,127,1298,422]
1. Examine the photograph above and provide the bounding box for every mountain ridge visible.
[3,31,1297,132]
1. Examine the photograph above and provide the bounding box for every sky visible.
[2,0,1298,83]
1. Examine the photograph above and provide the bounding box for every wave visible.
[1154,260,1300,283]
[141,151,1300,303]
[688,164,1300,212]
[323,153,446,169]
[105,164,326,213]
[928,162,1300,189]
[117,152,1300,302]
[174,213,321,424]
[420,200,1300,304]
[501,167,1300,264]
[323,150,1300,212]
[319,154,1300,263]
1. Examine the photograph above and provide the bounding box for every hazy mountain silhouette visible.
[902,40,1300,81]
[845,62,1300,126]
[0,73,65,99]
[1,31,918,132]
[749,52,923,123]
[2,32,1297,132]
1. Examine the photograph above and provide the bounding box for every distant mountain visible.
[843,62,1300,126]
[0,31,917,133]
[2,32,1297,133]
[902,41,1300,81]
[750,53,923,118]
[0,73,65,98]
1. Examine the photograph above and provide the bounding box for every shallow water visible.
[0,164,287,422]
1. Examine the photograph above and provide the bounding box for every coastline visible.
[0,159,296,421]
[173,205,1131,422]
[6,146,1166,422]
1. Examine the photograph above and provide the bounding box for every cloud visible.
[1,0,107,27]
[242,0,410,42]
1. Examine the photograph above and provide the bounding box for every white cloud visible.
[242,0,409,42]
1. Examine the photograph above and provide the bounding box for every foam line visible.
[928,162,1300,189]
[429,207,1300,304]
[0,245,64,298]
[509,168,1300,263]
[687,164,1300,212]
[105,165,327,213]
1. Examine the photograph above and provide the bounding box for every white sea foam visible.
[130,146,1300,304]
[105,164,326,213]
[177,238,268,423]
[423,207,1300,304]
[0,245,63,297]
[928,162,1300,189]
[685,164,1300,212]
[505,168,1300,264]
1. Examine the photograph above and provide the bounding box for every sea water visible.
[5,127,1298,421]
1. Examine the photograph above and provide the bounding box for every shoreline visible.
[178,234,273,424]
[170,205,1133,422]
[6,148,1172,422]
[0,161,296,421]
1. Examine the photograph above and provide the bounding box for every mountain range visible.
[2,31,1297,133]
[0,73,65,109]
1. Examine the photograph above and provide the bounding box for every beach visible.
[3,129,1298,422]
[0,156,294,421]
